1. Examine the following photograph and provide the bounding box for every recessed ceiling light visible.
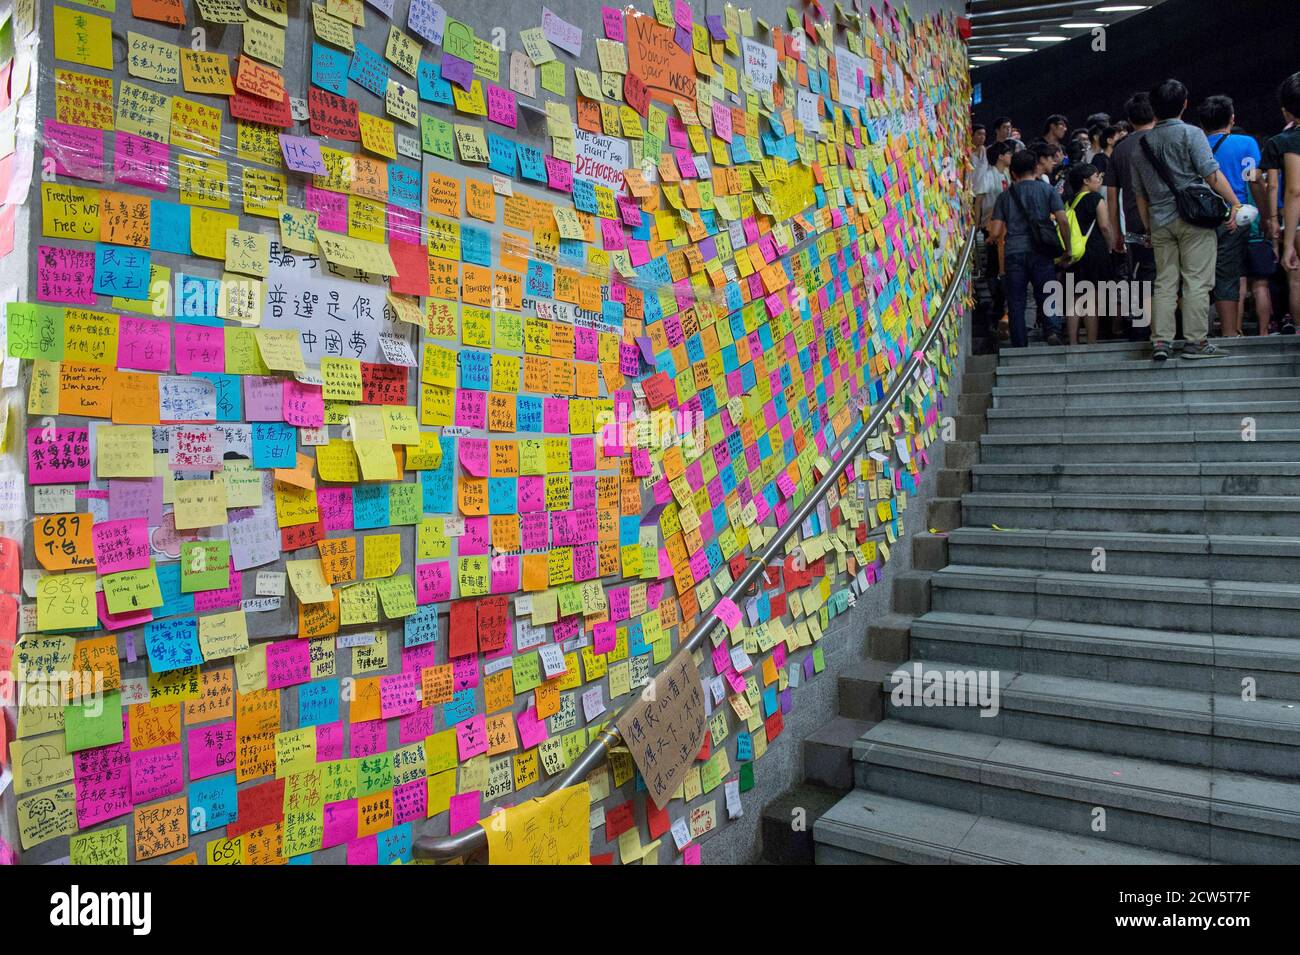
[998,47,1033,52]
[971,55,1005,62]
[1096,5,1148,11]
[1028,35,1067,42]
[1061,22,1104,28]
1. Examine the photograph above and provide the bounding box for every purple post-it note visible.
[673,25,692,53]
[279,134,327,175]
[440,53,474,91]
[706,14,727,41]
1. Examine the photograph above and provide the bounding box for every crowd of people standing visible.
[970,72,1300,360]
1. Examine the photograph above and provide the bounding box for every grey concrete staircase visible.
[816,337,1300,865]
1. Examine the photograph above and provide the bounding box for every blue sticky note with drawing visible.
[312,42,349,96]
[93,244,151,298]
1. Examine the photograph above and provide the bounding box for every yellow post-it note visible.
[55,7,115,70]
[358,112,396,159]
[98,425,155,477]
[36,572,97,631]
[254,328,305,372]
[286,558,334,603]
[279,204,319,253]
[363,533,402,579]
[225,228,271,277]
[180,49,235,95]
[481,782,590,864]
[173,479,229,529]
[191,208,239,257]
[198,609,250,661]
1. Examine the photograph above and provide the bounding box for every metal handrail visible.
[414,225,977,860]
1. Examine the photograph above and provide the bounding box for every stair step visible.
[979,430,1300,464]
[995,353,1300,389]
[853,721,1300,863]
[960,492,1300,537]
[814,790,1210,864]
[993,377,1300,411]
[997,337,1300,367]
[946,527,1300,584]
[971,461,1300,496]
[930,564,1300,637]
[760,783,847,865]
[880,659,1300,778]
[986,401,1300,436]
[910,610,1300,699]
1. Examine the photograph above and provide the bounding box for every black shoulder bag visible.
[1007,181,1064,257]
[1140,135,1230,229]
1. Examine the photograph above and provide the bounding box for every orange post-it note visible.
[180,49,235,95]
[33,514,96,571]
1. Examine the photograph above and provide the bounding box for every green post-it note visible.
[102,565,164,615]
[181,540,232,592]
[421,114,454,160]
[388,482,421,525]
[65,689,124,752]
[739,761,754,792]
[812,646,825,674]
[6,302,65,360]
[540,60,566,97]
[376,574,416,619]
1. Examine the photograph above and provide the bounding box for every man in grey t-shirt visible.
[1130,79,1242,360]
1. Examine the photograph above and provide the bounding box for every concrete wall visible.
[3,0,969,866]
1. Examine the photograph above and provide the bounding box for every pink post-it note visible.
[323,800,359,848]
[346,833,378,865]
[456,713,488,760]
[283,379,324,428]
[448,791,482,834]
[37,245,96,304]
[279,133,327,174]
[187,723,235,780]
[601,6,625,40]
[92,517,151,573]
[174,323,225,374]
[44,120,105,182]
[593,621,616,654]
[712,597,742,630]
[114,132,169,192]
[117,316,172,372]
[516,706,549,749]
[485,83,516,129]
[544,155,573,193]
[28,427,92,484]
[458,437,489,476]
[683,842,701,864]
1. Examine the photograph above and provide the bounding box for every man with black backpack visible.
[988,149,1072,347]
[1131,79,1243,361]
